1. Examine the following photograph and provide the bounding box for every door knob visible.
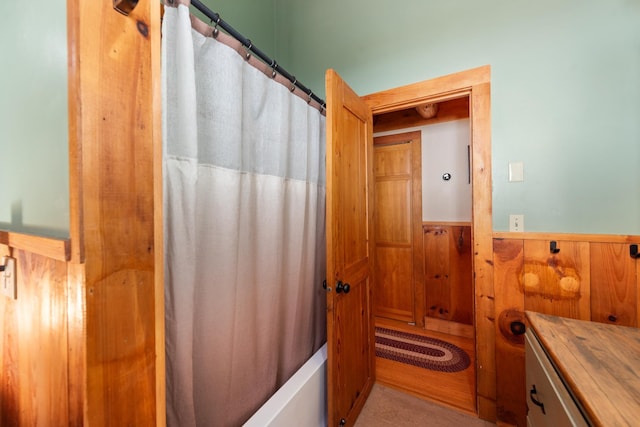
[336,281,351,294]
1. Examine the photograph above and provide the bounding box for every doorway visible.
[325,65,494,425]
[371,96,476,412]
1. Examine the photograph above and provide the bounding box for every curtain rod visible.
[189,0,326,111]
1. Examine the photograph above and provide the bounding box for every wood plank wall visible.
[0,0,163,425]
[493,232,640,426]
[423,224,473,325]
[0,243,74,425]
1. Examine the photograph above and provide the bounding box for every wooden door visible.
[326,69,375,426]
[373,132,423,324]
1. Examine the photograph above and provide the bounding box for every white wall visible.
[375,119,472,223]
[421,120,471,222]
[0,0,69,238]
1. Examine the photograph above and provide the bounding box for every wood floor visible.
[374,318,477,414]
[354,383,495,427]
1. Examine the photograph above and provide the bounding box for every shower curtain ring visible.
[290,78,297,92]
[270,60,278,78]
[307,89,313,104]
[212,20,220,38]
[245,40,252,60]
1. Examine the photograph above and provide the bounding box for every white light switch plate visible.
[509,161,524,182]
[2,256,17,300]
[509,215,524,232]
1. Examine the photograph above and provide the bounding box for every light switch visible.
[509,161,524,182]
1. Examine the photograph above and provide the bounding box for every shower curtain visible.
[162,4,326,426]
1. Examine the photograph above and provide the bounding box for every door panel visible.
[326,69,375,426]
[373,143,413,321]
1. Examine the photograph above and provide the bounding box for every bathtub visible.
[243,343,327,427]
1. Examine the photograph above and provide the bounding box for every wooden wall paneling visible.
[590,243,637,327]
[424,226,451,319]
[73,0,160,424]
[523,240,590,320]
[0,248,70,425]
[0,246,19,426]
[493,239,526,426]
[449,225,473,324]
[66,262,86,426]
[423,224,473,324]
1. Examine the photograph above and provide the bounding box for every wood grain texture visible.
[363,65,489,114]
[326,69,375,427]
[72,0,161,424]
[527,311,640,427]
[492,239,525,427]
[423,224,473,325]
[0,248,70,425]
[373,137,423,322]
[590,242,637,326]
[373,96,470,134]
[523,240,590,320]
[0,231,69,262]
[468,82,495,421]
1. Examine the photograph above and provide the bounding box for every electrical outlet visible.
[509,215,524,232]
[2,256,17,300]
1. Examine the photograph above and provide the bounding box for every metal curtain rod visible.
[190,0,326,110]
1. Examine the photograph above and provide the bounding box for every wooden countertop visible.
[526,311,640,427]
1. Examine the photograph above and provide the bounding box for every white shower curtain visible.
[162,5,326,426]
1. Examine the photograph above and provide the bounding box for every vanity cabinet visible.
[525,329,587,426]
[525,311,640,427]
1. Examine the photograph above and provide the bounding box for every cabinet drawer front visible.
[525,331,588,427]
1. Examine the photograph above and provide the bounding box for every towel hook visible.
[550,241,560,254]
[631,244,639,259]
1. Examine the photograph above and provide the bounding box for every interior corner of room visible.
[1,1,639,426]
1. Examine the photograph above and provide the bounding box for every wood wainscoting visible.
[0,0,163,425]
[493,231,640,426]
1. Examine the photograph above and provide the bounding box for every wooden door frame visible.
[362,65,495,421]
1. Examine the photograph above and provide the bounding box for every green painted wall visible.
[0,0,69,238]
[273,0,640,234]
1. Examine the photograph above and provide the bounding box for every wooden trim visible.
[469,81,495,421]
[150,0,166,422]
[493,231,640,244]
[424,317,474,339]
[363,65,489,114]
[67,0,83,264]
[0,231,70,262]
[423,221,472,227]
[373,130,421,146]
